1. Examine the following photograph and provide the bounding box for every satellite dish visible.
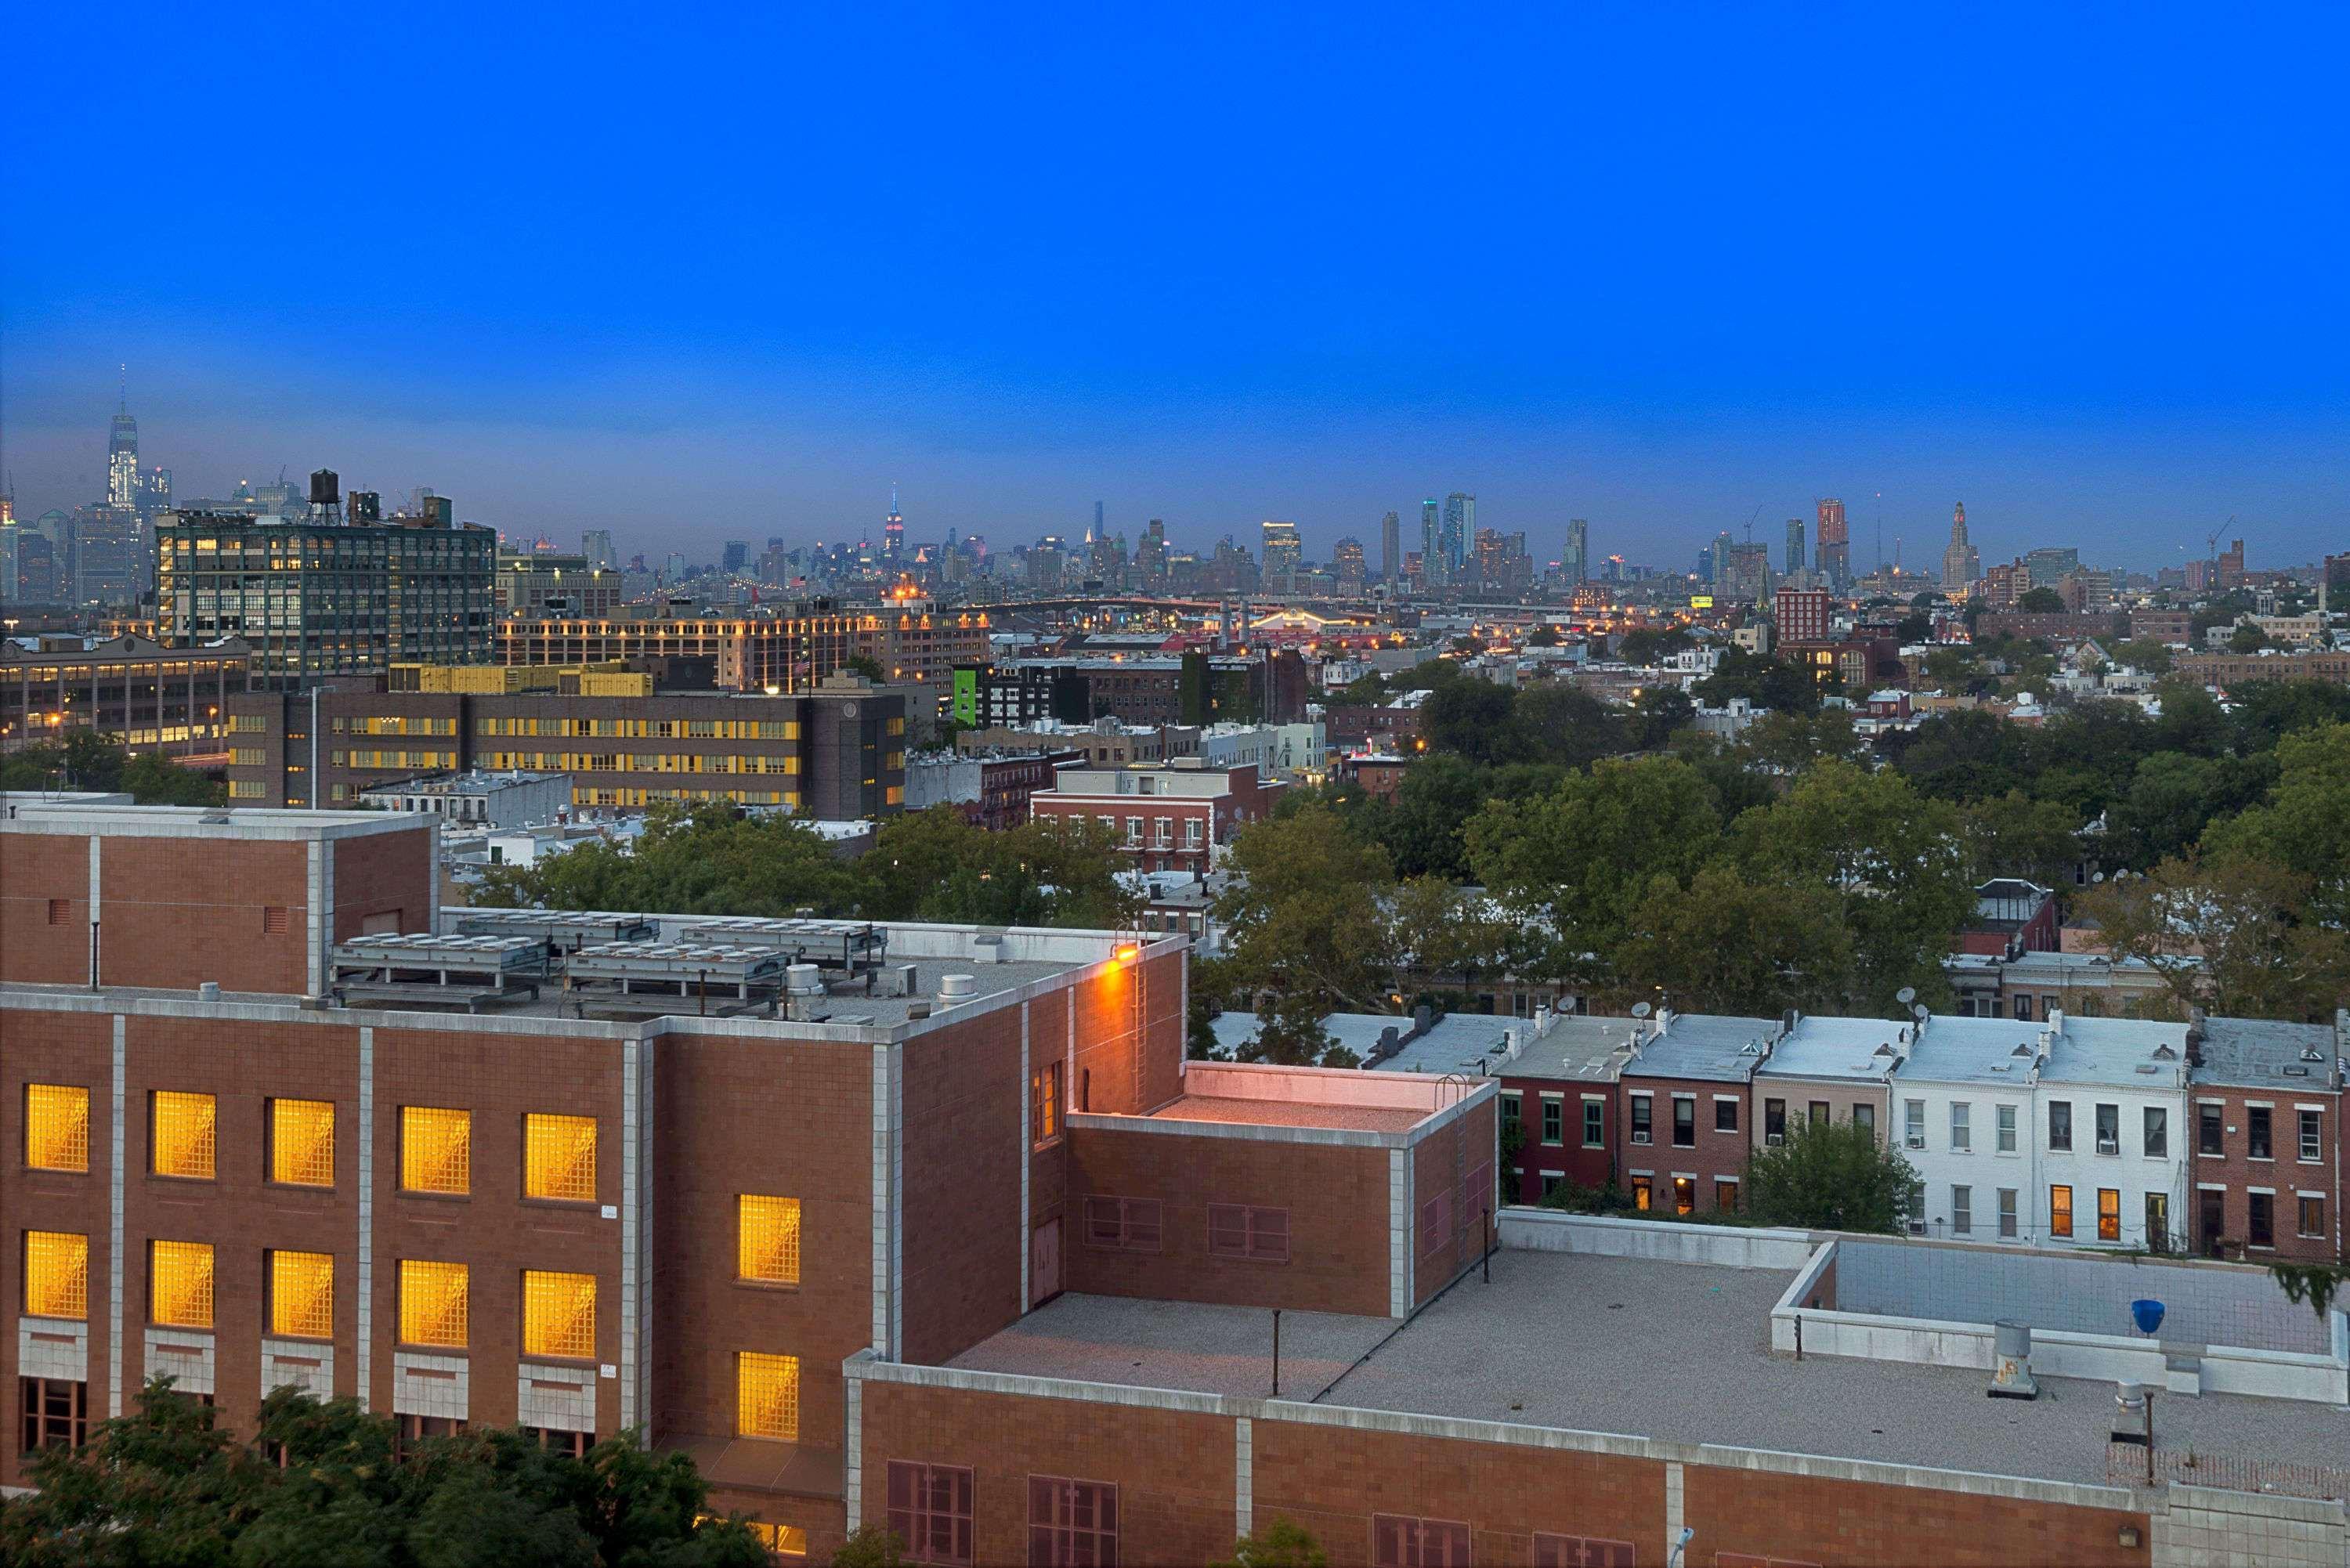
[2092,871,2106,883]
[1631,1002,1653,1019]
[1913,1003,1930,1021]
[1896,986,1918,1006]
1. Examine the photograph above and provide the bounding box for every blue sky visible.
[10,4,2348,570]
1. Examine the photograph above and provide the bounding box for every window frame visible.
[399,1105,472,1197]
[2249,1191,2276,1248]
[2248,1107,2273,1162]
[1032,1062,1063,1149]
[266,1097,336,1189]
[2143,1106,2167,1159]
[1671,1095,1696,1148]
[2096,1187,2121,1243]
[150,1089,218,1181]
[1083,1195,1165,1253]
[521,1269,598,1360]
[1031,1475,1119,1568]
[2197,1102,2224,1156]
[24,1083,92,1173]
[522,1113,598,1205]
[2048,1100,2073,1153]
[735,1350,801,1441]
[737,1194,804,1285]
[1370,1512,1470,1568]
[888,1460,975,1567]
[2049,1184,2073,1239]
[1205,1203,1291,1264]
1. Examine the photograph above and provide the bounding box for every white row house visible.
[1891,1010,2189,1251]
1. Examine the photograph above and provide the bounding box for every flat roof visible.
[1147,1094,1426,1133]
[1502,1016,1640,1083]
[2192,1017,2345,1089]
[953,1252,2350,1487]
[1369,1013,1518,1075]
[1756,1013,1908,1085]
[1621,1013,1780,1082]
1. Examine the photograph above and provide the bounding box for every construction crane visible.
[2205,515,2236,560]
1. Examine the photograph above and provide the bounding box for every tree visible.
[1213,805,1397,1016]
[1614,865,1855,1016]
[1391,875,1523,996]
[1956,792,2083,887]
[1502,683,1624,768]
[1465,757,1724,960]
[1422,676,1515,763]
[1895,612,1932,645]
[1691,648,1820,714]
[2110,638,2175,677]
[1729,761,1972,1011]
[2075,852,2350,1021]
[2229,622,2270,655]
[474,802,866,917]
[2016,586,2066,613]
[2204,721,2350,921]
[830,1527,909,1568]
[1614,626,1694,666]
[1217,1520,1329,1568]
[1742,1119,1921,1234]
[1525,624,1561,648]
[843,652,889,681]
[1737,710,1859,775]
[864,810,1139,928]
[1244,987,1346,1068]
[1626,685,1694,751]
[0,1382,768,1568]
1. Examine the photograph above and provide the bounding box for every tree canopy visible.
[0,1382,768,1568]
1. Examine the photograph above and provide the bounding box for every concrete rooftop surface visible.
[955,1252,2350,1490]
[1145,1094,1429,1132]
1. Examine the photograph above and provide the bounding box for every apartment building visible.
[1752,1013,1898,1153]
[222,678,905,818]
[1616,1013,1780,1216]
[2186,1016,2346,1261]
[1495,1017,1637,1203]
[1026,761,1285,874]
[495,607,989,696]
[0,797,1491,1558]
[1892,1013,2189,1250]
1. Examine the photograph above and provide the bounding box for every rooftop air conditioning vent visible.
[2010,1044,2034,1057]
[1990,1064,2012,1073]
[2283,1064,2311,1077]
[2134,1064,2160,1075]
[2301,1048,2326,1063]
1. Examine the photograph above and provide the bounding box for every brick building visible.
[495,608,989,697]
[2175,649,2350,688]
[0,633,251,754]
[222,677,905,817]
[0,796,1488,1556]
[1752,1014,1897,1158]
[1496,1017,1637,1202]
[1617,1013,1777,1216]
[1026,761,1285,875]
[2186,1016,2346,1262]
[1955,879,2060,959]
[1974,612,2126,644]
[1773,586,1831,645]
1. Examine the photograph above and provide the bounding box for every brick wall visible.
[650,1027,874,1453]
[2189,1085,2340,1262]
[854,1380,1239,1568]
[0,1009,119,1488]
[0,833,93,985]
[902,1005,1026,1365]
[1412,1100,1496,1305]
[97,838,314,993]
[329,827,436,941]
[1687,1465,2147,1568]
[1622,1076,1748,1215]
[1063,1125,1393,1316]
[1502,1078,1616,1201]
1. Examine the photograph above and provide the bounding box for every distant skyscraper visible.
[1940,503,1979,594]
[1563,518,1589,584]
[1441,493,1473,580]
[1379,511,1401,583]
[1708,531,1733,586]
[2023,546,2078,587]
[1260,519,1302,587]
[1332,537,1366,594]
[1784,518,1806,579]
[723,540,750,573]
[1816,498,1849,589]
[108,394,139,513]
[582,529,616,570]
[884,487,906,562]
[1419,499,1442,587]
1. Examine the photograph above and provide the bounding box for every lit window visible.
[1031,1063,1061,1147]
[24,1230,89,1320]
[399,1260,469,1346]
[523,1115,597,1202]
[25,1085,90,1172]
[522,1270,596,1359]
[270,1249,334,1338]
[738,1196,802,1284]
[150,1240,215,1328]
[151,1091,216,1180]
[401,1107,471,1194]
[736,1351,800,1440]
[270,1098,334,1187]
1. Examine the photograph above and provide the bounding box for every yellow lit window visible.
[738,1196,802,1284]
[270,1249,334,1338]
[150,1240,215,1328]
[270,1098,335,1187]
[399,1260,469,1346]
[151,1091,216,1180]
[25,1084,90,1172]
[696,1517,808,1557]
[24,1230,89,1319]
[522,1270,596,1359]
[736,1352,800,1440]
[523,1115,596,1203]
[401,1107,471,1194]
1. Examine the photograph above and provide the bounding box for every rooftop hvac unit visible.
[1988,1320,2038,1400]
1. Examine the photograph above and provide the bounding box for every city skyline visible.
[13,6,2349,571]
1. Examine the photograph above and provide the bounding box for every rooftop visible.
[1499,1016,1641,1083]
[950,1251,2350,1487]
[1621,1012,1781,1082]
[1756,1012,1912,1084]
[2191,1014,2347,1090]
[1368,1012,1519,1075]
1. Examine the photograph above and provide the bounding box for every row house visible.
[1615,1013,1781,1217]
[2187,1015,2347,1262]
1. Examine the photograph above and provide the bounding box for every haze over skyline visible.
[11,5,2347,571]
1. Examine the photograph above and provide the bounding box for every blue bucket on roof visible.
[2131,1299,2165,1336]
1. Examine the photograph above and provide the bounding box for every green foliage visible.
[1742,1119,1922,1233]
[1692,647,1822,714]
[474,802,1138,930]
[2228,622,2269,654]
[2109,638,2175,676]
[1213,804,1397,1016]
[0,1382,768,1568]
[1614,864,1854,1016]
[2016,586,2066,612]
[2074,851,2350,1021]
[2270,1262,2350,1324]
[1614,626,1694,666]
[2203,721,2350,922]
[842,652,888,681]
[1217,1519,1329,1568]
[0,733,226,805]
